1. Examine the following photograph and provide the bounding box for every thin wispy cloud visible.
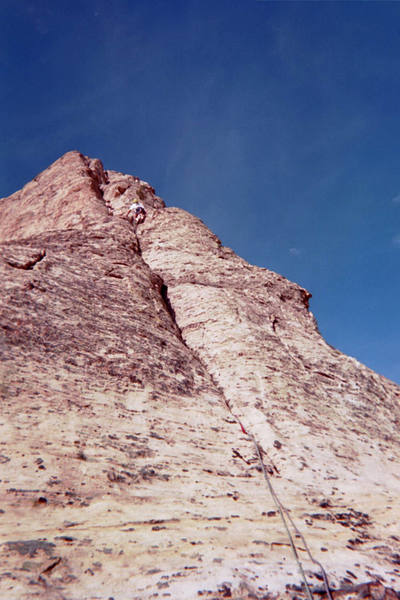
[289,247,301,256]
[392,234,400,247]
[392,194,400,204]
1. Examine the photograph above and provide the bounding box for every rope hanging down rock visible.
[228,405,333,600]
[250,432,314,600]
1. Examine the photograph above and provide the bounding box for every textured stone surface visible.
[0,152,399,599]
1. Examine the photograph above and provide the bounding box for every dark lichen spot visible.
[6,539,56,558]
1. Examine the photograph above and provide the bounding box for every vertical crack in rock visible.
[160,283,177,330]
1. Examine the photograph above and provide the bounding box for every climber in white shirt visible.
[127,201,146,225]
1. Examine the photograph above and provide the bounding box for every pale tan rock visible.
[0,152,398,599]
[140,206,400,590]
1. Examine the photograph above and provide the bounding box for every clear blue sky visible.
[1,0,399,383]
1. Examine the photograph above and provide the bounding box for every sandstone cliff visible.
[0,151,399,600]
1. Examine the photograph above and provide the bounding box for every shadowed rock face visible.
[0,151,399,600]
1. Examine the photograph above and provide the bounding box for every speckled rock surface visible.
[0,152,399,599]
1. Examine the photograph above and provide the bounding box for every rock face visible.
[0,151,399,600]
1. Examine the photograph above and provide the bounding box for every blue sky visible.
[1,0,399,383]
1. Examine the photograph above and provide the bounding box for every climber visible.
[127,201,146,225]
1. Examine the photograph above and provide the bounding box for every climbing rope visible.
[251,318,337,600]
[251,431,333,600]
[281,507,334,600]
[227,401,334,600]
[251,431,314,600]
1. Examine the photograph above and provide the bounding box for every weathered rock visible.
[0,152,399,599]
